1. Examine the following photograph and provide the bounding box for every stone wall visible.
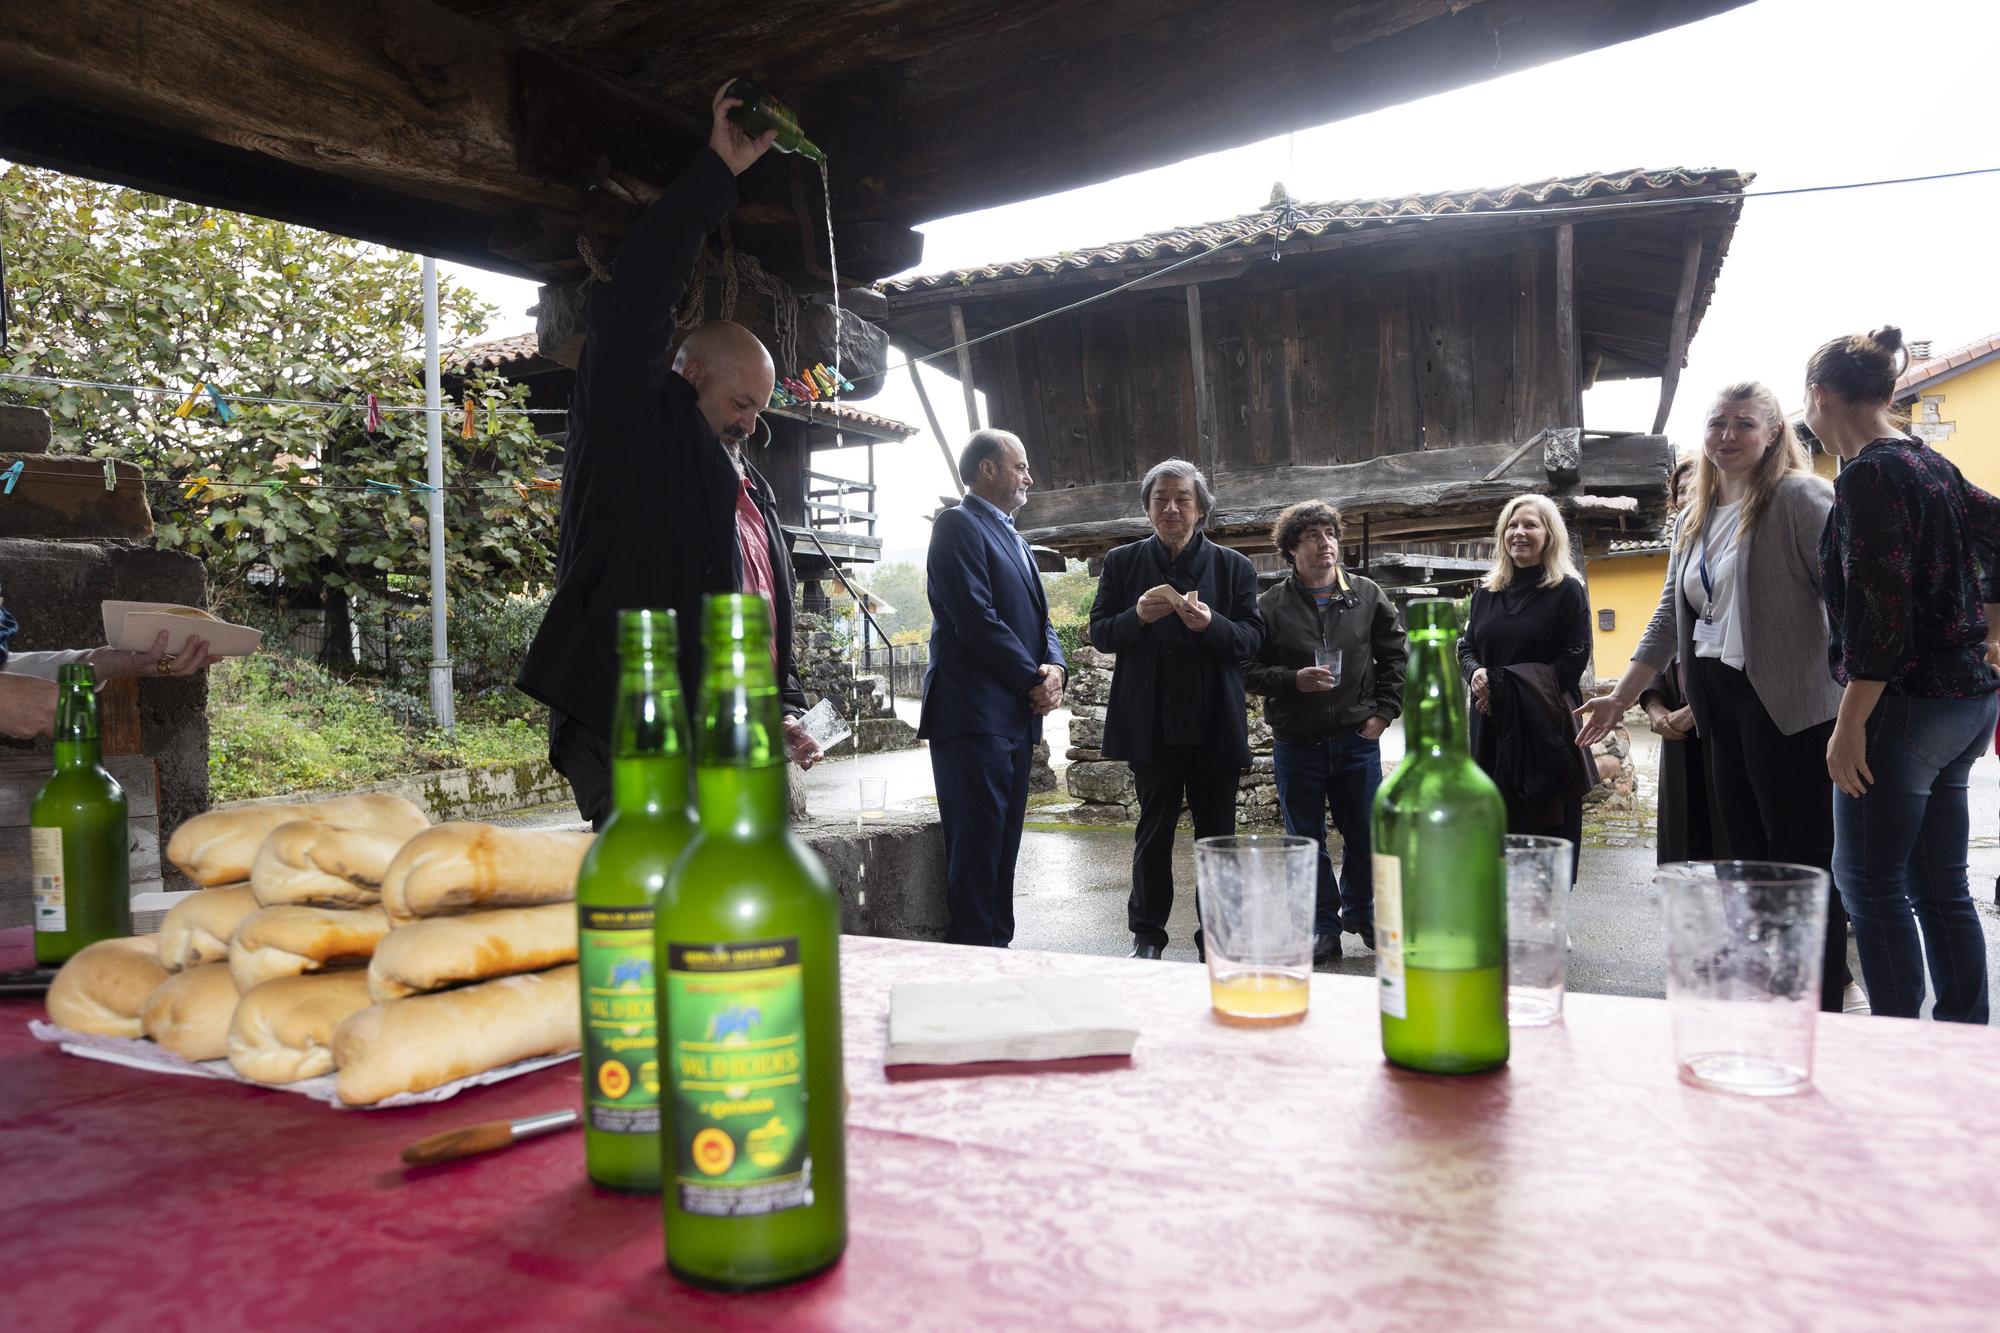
[1061,645,1281,827]
[793,610,918,756]
[1,537,211,843]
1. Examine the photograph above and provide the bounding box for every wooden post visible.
[1555,223,1582,429]
[1652,227,1706,435]
[1185,284,1218,476]
[905,360,966,497]
[947,303,982,434]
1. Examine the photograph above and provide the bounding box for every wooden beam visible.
[947,304,982,434]
[1653,227,1707,434]
[1185,285,1218,476]
[1556,222,1582,428]
[906,361,966,497]
[1016,434,1673,552]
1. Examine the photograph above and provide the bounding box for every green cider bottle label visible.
[666,936,812,1218]
[581,906,661,1134]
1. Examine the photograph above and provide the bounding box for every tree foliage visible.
[0,163,558,613]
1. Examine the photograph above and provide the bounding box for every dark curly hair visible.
[1271,500,1345,568]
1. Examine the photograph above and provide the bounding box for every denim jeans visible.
[1833,691,1999,1024]
[1271,734,1382,935]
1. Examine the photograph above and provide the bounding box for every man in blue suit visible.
[920,429,1066,947]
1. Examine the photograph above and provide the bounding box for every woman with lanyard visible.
[1577,381,1858,1015]
[1810,326,2000,1023]
[1245,501,1407,963]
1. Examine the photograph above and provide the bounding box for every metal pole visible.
[422,257,455,733]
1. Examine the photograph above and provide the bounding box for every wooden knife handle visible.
[401,1119,515,1166]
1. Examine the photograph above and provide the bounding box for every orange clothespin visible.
[461,398,477,439]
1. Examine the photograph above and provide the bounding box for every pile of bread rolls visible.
[43,794,594,1107]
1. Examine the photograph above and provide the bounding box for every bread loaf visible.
[380,824,593,922]
[250,821,409,908]
[229,905,392,992]
[157,884,257,970]
[167,793,428,887]
[367,903,578,1001]
[139,962,238,1061]
[45,935,168,1037]
[332,965,580,1106]
[227,971,376,1084]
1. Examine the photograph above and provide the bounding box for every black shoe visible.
[1130,940,1164,960]
[1312,932,1340,963]
[1347,921,1376,952]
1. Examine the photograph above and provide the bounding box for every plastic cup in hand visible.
[1659,861,1829,1097]
[1195,835,1317,1027]
[1313,645,1343,686]
[857,777,887,820]
[1504,835,1572,1027]
[796,698,852,755]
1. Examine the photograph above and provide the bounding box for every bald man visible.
[519,82,819,828]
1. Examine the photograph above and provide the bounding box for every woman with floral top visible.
[1810,325,2000,1024]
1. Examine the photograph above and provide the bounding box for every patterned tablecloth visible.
[3,926,1998,1330]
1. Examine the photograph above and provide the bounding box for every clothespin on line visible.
[103,458,118,491]
[461,398,476,439]
[366,393,382,433]
[173,383,204,419]
[1,460,22,495]
[204,384,235,423]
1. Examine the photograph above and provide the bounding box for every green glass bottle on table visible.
[31,664,130,966]
[657,593,845,1290]
[723,78,826,163]
[575,609,695,1194]
[1370,597,1508,1074]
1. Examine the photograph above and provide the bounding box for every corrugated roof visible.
[881,167,1749,293]
[1896,331,2000,399]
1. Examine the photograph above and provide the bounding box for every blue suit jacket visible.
[919,499,1064,743]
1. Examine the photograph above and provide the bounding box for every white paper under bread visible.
[29,1020,574,1109]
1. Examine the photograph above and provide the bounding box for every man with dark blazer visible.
[517,83,820,828]
[920,429,1066,947]
[1088,459,1264,959]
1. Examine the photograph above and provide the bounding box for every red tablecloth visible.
[4,926,1999,1330]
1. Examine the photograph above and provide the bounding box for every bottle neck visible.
[608,660,691,818]
[53,736,101,770]
[52,680,101,769]
[695,647,787,836]
[1403,630,1469,757]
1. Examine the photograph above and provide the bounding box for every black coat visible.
[1088,534,1263,767]
[1457,573,1595,827]
[517,147,807,742]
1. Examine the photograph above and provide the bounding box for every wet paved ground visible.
[521,707,2000,1020]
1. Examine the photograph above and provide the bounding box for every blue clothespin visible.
[204,384,236,422]
[1,461,22,495]
[364,480,403,494]
[410,481,439,495]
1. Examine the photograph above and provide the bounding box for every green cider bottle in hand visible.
[32,664,130,966]
[576,609,696,1194]
[658,593,845,1290]
[1370,598,1509,1074]
[724,78,826,163]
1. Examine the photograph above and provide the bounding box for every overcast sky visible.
[447,0,2000,563]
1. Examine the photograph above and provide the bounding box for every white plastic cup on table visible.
[858,777,887,820]
[1194,835,1317,1026]
[1313,645,1343,686]
[1659,861,1829,1097]
[1504,834,1572,1027]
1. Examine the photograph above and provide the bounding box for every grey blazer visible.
[1632,471,1841,737]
